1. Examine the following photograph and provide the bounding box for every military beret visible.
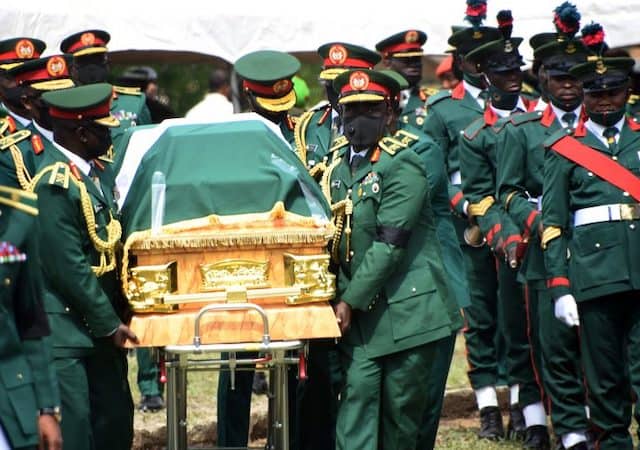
[534,39,588,76]
[42,83,119,127]
[234,50,300,112]
[8,55,74,91]
[376,30,427,58]
[0,37,46,70]
[317,43,380,81]
[60,30,110,57]
[569,57,634,92]
[333,69,400,105]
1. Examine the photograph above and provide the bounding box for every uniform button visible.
[612,156,618,161]
[630,224,636,230]
[64,307,70,312]
[623,192,630,197]
[3,278,10,286]
[16,373,23,380]
[368,305,373,311]
[411,287,417,293]
[595,243,601,248]
[349,251,354,257]
[459,130,464,135]
[587,172,594,177]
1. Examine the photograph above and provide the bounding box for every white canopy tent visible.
[2,0,640,62]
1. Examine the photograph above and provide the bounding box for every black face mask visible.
[34,104,53,130]
[343,114,386,150]
[75,64,109,85]
[548,92,582,113]
[463,72,484,89]
[85,124,113,158]
[2,86,25,111]
[585,107,626,127]
[488,84,520,111]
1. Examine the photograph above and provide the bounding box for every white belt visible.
[573,203,640,227]
[450,170,462,185]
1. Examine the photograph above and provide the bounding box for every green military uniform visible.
[294,43,380,177]
[328,69,453,450]
[217,50,302,449]
[0,186,60,450]
[422,23,507,413]
[542,56,640,450]
[499,34,591,447]
[109,85,152,153]
[32,84,133,450]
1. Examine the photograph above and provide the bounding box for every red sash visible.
[550,135,640,202]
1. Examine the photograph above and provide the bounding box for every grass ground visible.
[129,335,637,449]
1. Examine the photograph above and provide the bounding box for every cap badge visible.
[81,32,96,46]
[595,59,607,75]
[405,30,419,43]
[504,41,513,53]
[473,31,483,39]
[349,71,370,91]
[329,45,348,65]
[15,40,35,59]
[272,79,292,95]
[565,43,576,54]
[47,56,66,77]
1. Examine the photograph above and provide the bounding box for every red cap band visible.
[381,42,423,55]
[323,57,372,69]
[67,36,107,54]
[49,102,110,120]
[243,79,292,97]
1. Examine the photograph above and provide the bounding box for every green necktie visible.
[561,112,576,128]
[350,154,365,175]
[603,126,618,151]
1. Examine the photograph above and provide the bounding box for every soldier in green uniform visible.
[31,83,139,450]
[498,12,592,449]
[0,38,46,134]
[377,30,435,128]
[60,30,152,159]
[460,12,549,448]
[384,69,469,450]
[234,50,300,145]
[327,68,453,450]
[542,53,640,450]
[3,55,75,178]
[215,49,301,449]
[0,185,62,450]
[422,1,516,440]
[294,43,380,176]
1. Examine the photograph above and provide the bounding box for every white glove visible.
[554,295,580,327]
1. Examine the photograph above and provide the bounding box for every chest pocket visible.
[353,173,383,228]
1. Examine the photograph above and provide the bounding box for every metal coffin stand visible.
[164,303,304,450]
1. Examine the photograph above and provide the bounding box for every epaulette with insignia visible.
[392,129,420,149]
[0,118,9,137]
[0,185,38,216]
[0,130,31,151]
[378,136,409,156]
[628,94,639,105]
[36,162,72,190]
[510,110,542,126]
[421,86,440,98]
[426,89,452,107]
[463,117,486,140]
[113,85,143,96]
[329,135,349,153]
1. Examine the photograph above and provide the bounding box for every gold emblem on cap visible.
[273,79,292,95]
[46,56,66,77]
[15,40,35,59]
[565,43,576,54]
[405,30,419,43]
[349,71,370,91]
[329,45,348,65]
[473,31,483,39]
[81,32,96,46]
[595,59,607,75]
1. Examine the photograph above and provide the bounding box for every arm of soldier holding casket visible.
[339,150,429,316]
[36,184,137,345]
[541,150,579,327]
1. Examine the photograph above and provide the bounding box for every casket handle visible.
[193,303,271,348]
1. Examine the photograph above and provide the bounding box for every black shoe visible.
[252,372,269,395]
[138,395,164,412]
[506,404,527,441]
[523,425,551,450]
[566,443,588,450]
[478,406,504,441]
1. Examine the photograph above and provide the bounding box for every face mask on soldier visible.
[342,102,389,151]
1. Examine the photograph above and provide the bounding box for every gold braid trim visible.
[468,196,495,217]
[9,145,32,190]
[29,163,122,276]
[293,109,314,165]
[541,226,562,250]
[320,154,342,204]
[504,191,518,211]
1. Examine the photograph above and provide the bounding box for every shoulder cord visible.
[9,145,32,190]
